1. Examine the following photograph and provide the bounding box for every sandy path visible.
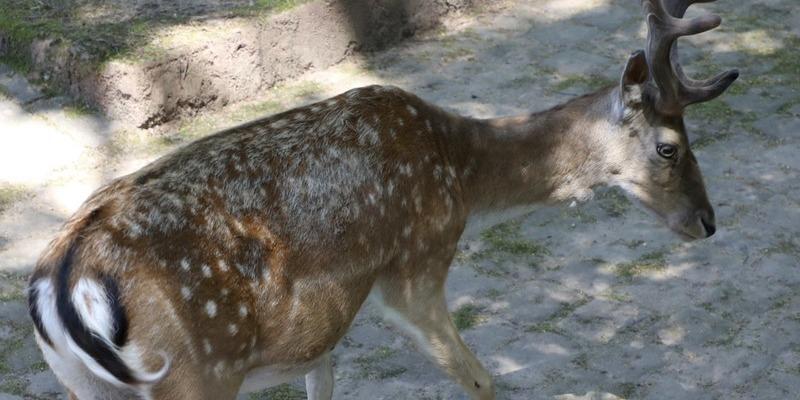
[1,0,798,399]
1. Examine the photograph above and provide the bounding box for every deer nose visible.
[700,216,716,237]
[697,209,716,238]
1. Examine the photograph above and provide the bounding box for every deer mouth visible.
[666,213,714,241]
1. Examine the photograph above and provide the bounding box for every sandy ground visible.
[1,0,798,399]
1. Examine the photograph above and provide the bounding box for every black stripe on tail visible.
[55,241,138,385]
[28,281,53,347]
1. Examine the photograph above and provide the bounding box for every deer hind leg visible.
[371,269,495,400]
[304,352,333,400]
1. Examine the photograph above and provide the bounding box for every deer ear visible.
[622,50,648,85]
[619,50,649,107]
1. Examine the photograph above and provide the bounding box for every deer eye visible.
[657,143,677,159]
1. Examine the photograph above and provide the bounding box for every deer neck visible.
[453,88,618,214]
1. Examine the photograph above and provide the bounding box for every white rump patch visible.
[72,279,115,340]
[32,278,169,394]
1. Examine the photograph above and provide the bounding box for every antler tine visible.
[642,0,739,115]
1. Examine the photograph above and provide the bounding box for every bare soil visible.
[0,0,798,399]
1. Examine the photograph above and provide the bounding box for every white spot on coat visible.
[206,301,217,318]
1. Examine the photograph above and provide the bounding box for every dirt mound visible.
[0,0,483,128]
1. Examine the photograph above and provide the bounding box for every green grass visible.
[614,250,668,281]
[571,353,589,369]
[525,297,590,334]
[0,376,26,395]
[0,1,158,73]
[478,220,550,259]
[525,321,563,335]
[234,0,309,17]
[562,207,598,224]
[762,239,800,258]
[0,0,308,75]
[452,304,484,331]
[248,384,306,400]
[353,346,407,380]
[597,187,631,217]
[0,184,30,214]
[0,271,27,302]
[600,288,631,303]
[63,102,97,118]
[614,382,638,399]
[550,74,615,93]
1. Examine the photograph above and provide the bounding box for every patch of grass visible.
[279,81,324,101]
[234,0,309,17]
[624,240,646,249]
[105,129,180,158]
[526,297,590,334]
[563,206,598,224]
[29,361,48,372]
[0,335,25,374]
[597,187,631,217]
[441,45,474,63]
[354,346,407,380]
[452,304,484,331]
[248,384,306,400]
[550,74,615,93]
[0,376,26,395]
[486,288,502,300]
[0,184,31,214]
[614,250,668,282]
[525,321,563,335]
[600,288,631,303]
[0,2,161,72]
[762,239,800,258]
[63,101,97,118]
[478,220,550,259]
[770,294,793,310]
[571,353,589,369]
[704,318,746,347]
[687,99,737,122]
[0,0,309,75]
[767,37,800,77]
[613,382,638,399]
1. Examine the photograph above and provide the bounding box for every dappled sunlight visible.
[530,342,570,356]
[492,355,528,375]
[657,325,686,346]
[0,105,88,186]
[711,29,783,56]
[41,178,102,215]
[529,0,613,22]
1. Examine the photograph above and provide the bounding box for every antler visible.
[642,0,739,116]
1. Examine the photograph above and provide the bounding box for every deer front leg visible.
[305,352,333,400]
[371,270,495,400]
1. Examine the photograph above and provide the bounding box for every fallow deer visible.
[27,0,737,399]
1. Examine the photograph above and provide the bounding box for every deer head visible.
[606,0,738,240]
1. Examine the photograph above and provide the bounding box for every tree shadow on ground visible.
[0,0,798,399]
